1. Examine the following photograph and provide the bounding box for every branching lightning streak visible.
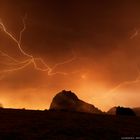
[0,50,31,67]
[33,53,76,75]
[130,29,140,39]
[107,28,140,94]
[0,60,32,73]
[0,18,32,58]
[0,17,76,75]
[19,14,27,45]
[108,64,140,94]
[0,50,19,63]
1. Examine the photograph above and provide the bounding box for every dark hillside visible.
[0,108,140,140]
[133,107,140,116]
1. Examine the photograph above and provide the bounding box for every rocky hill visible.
[49,90,102,114]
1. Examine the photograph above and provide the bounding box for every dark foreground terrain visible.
[0,109,140,140]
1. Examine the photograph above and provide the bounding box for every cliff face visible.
[49,90,102,114]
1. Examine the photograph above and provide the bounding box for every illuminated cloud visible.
[0,0,140,111]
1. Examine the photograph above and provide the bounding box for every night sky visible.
[0,0,140,111]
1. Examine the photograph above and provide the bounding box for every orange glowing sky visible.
[0,0,140,111]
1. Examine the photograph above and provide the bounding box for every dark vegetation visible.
[107,106,140,116]
[133,107,140,116]
[0,108,140,140]
[116,106,136,116]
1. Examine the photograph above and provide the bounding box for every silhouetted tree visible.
[116,106,136,116]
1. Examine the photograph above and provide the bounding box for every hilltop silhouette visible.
[116,106,136,116]
[107,106,139,116]
[50,90,102,114]
[0,91,139,139]
[107,106,117,115]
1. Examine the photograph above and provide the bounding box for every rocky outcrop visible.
[49,90,102,114]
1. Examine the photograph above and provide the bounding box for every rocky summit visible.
[49,90,102,114]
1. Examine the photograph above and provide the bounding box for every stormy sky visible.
[0,0,140,111]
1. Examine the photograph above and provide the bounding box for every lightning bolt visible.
[108,64,140,94]
[111,27,140,92]
[87,63,140,111]
[110,28,140,93]
[130,28,140,39]
[0,16,76,76]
